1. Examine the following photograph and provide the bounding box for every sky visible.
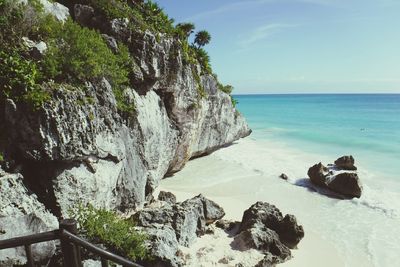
[156,0,400,94]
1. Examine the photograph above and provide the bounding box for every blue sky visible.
[157,0,400,94]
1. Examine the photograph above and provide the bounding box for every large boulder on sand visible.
[134,194,224,246]
[307,156,362,198]
[232,202,304,266]
[132,194,224,266]
[238,202,304,249]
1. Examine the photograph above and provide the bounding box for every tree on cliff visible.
[194,30,211,48]
[176,22,195,38]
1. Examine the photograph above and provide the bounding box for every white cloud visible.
[239,23,298,47]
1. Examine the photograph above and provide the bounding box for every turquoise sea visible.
[161,94,400,266]
[235,94,400,181]
[230,94,400,266]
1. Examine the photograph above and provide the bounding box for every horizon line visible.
[233,92,400,96]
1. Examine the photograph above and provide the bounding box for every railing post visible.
[59,219,82,267]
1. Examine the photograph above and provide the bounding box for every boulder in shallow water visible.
[327,172,362,198]
[334,155,357,170]
[307,162,329,187]
[307,159,362,198]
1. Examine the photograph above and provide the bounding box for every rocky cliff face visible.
[0,2,251,218]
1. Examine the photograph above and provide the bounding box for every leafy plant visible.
[218,83,234,94]
[194,47,212,74]
[217,82,238,108]
[0,49,50,109]
[176,22,195,39]
[71,204,149,261]
[231,96,238,108]
[194,30,211,48]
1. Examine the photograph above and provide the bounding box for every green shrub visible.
[140,0,175,34]
[0,50,50,109]
[231,97,238,108]
[0,152,4,162]
[216,82,238,108]
[71,204,149,261]
[194,47,212,74]
[83,0,133,20]
[218,83,234,94]
[40,18,130,87]
[38,16,134,112]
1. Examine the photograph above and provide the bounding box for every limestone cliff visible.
[0,1,251,219]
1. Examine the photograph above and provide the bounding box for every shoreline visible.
[156,187,345,267]
[157,137,399,267]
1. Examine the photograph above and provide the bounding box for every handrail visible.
[0,230,59,249]
[60,230,142,267]
[0,219,144,267]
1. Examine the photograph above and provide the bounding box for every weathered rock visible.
[157,191,176,204]
[327,172,362,198]
[239,202,283,233]
[133,195,225,247]
[239,202,304,249]
[133,204,175,228]
[1,20,250,220]
[308,161,362,198]
[232,227,291,263]
[0,173,58,266]
[140,224,183,267]
[279,173,288,180]
[276,215,305,249]
[74,4,95,27]
[22,37,47,59]
[255,253,287,267]
[101,34,119,53]
[39,0,70,21]
[334,155,357,170]
[215,219,240,232]
[307,162,329,187]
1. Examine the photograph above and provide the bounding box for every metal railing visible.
[0,219,143,267]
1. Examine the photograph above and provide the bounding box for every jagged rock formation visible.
[0,1,251,218]
[233,202,304,266]
[307,156,362,198]
[0,1,250,265]
[133,194,225,266]
[131,197,304,267]
[0,171,58,266]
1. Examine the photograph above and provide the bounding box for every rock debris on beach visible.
[134,193,304,267]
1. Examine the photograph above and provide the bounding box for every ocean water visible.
[234,94,400,180]
[161,94,400,266]
[230,94,400,266]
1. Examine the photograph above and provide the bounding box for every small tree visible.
[176,22,195,38]
[194,30,211,48]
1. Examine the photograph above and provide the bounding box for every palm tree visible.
[176,22,195,38]
[194,30,211,48]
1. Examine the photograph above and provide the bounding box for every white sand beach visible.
[159,138,400,267]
